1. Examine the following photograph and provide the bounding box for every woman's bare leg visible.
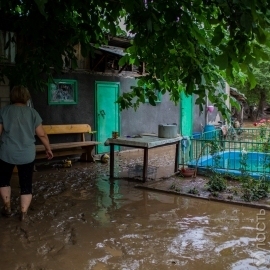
[0,186,11,216]
[20,194,32,219]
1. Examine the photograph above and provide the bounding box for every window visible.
[48,79,78,105]
[0,31,16,63]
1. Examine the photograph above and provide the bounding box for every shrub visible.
[206,169,227,192]
[241,177,269,202]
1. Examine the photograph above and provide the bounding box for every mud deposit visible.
[1,147,270,270]
[140,174,270,210]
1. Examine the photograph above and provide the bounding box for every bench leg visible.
[80,145,95,162]
[175,142,180,172]
[110,144,115,179]
[142,148,148,182]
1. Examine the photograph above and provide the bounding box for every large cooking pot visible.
[158,124,178,138]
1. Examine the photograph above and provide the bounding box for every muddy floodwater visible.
[1,147,270,270]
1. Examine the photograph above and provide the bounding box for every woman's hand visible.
[36,125,53,159]
[46,149,53,159]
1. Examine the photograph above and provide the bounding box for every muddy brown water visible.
[1,147,270,270]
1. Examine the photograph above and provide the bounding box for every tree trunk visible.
[258,88,266,117]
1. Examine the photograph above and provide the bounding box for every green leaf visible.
[129,57,136,64]
[148,96,156,106]
[255,27,267,44]
[244,54,255,65]
[147,18,152,32]
[186,40,195,56]
[169,48,177,55]
[253,47,269,61]
[211,25,224,46]
[186,79,195,95]
[247,70,257,89]
[34,0,48,18]
[153,23,160,31]
[240,12,253,32]
[119,55,127,66]
[214,53,228,70]
[239,63,248,72]
[137,79,145,87]
[109,23,116,36]
[191,26,206,45]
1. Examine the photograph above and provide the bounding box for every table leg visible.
[175,142,180,172]
[143,148,148,182]
[110,144,115,178]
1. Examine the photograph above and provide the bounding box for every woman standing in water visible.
[0,85,53,221]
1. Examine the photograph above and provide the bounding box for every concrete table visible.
[107,135,181,182]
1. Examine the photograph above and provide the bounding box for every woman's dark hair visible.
[10,85,31,104]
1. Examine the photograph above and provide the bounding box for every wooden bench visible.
[35,124,100,162]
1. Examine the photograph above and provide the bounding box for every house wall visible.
[0,77,10,108]
[192,82,229,133]
[121,87,180,136]
[31,73,180,144]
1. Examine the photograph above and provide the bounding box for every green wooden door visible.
[180,92,193,136]
[95,82,120,154]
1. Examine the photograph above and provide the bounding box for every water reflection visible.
[85,176,270,269]
[92,179,122,225]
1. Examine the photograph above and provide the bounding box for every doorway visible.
[180,92,193,136]
[95,81,120,154]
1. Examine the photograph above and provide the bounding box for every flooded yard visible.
[1,146,270,269]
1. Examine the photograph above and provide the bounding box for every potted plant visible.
[179,166,195,177]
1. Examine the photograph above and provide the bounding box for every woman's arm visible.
[35,124,53,159]
[0,124,3,136]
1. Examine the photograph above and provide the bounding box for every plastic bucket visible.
[207,105,214,113]
[203,125,215,139]
[192,132,201,139]
[158,124,177,138]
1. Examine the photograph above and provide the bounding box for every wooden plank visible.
[35,145,96,161]
[43,124,91,135]
[35,141,100,152]
[36,149,87,159]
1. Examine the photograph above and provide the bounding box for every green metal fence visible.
[180,128,270,175]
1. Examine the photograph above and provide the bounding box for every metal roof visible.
[108,35,132,48]
[96,45,126,56]
[230,87,247,101]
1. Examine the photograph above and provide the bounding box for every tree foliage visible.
[1,0,270,117]
[232,45,270,115]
